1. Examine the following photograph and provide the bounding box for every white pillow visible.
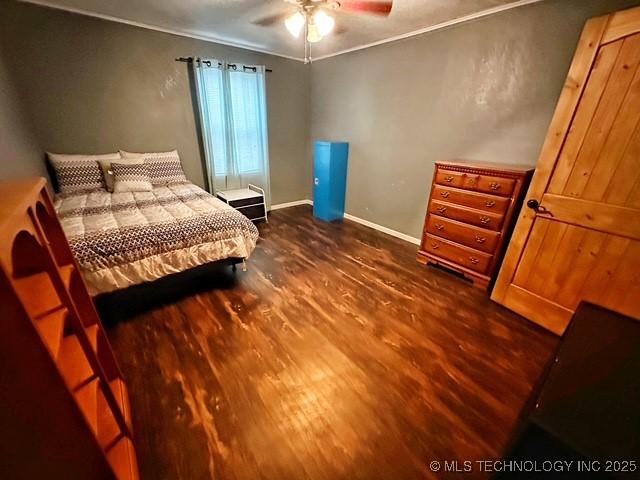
[48,152,119,193]
[111,161,153,193]
[98,156,143,192]
[120,149,187,185]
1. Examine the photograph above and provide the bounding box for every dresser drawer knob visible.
[436,206,447,214]
[435,223,444,231]
[440,191,450,198]
[431,243,439,250]
[479,216,491,225]
[469,257,479,265]
[485,200,496,208]
[475,235,486,244]
[489,182,501,191]
[444,175,454,183]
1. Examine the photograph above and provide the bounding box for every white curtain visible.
[192,59,271,206]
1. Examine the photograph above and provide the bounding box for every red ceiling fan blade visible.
[339,1,393,16]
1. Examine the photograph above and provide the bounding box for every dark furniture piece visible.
[417,160,533,290]
[498,303,640,479]
[216,184,267,222]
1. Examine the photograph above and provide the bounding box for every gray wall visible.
[3,0,639,226]
[0,52,45,180]
[0,1,311,204]
[310,0,640,239]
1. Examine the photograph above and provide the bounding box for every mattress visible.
[55,182,259,295]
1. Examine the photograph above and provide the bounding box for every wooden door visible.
[492,7,640,335]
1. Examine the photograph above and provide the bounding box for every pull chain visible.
[304,19,310,63]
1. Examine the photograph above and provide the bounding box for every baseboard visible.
[343,213,422,245]
[269,199,313,211]
[271,199,421,246]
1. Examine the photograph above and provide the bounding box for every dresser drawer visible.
[426,215,500,253]
[475,174,516,196]
[433,185,510,214]
[435,169,467,188]
[429,200,504,231]
[423,234,492,274]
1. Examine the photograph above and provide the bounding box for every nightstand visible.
[216,184,267,222]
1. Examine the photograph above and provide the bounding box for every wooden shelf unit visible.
[0,177,139,480]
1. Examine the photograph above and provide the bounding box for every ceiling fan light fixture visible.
[285,11,305,38]
[307,21,323,43]
[314,9,335,37]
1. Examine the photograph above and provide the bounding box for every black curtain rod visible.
[175,57,272,72]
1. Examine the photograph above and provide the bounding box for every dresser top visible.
[436,159,535,174]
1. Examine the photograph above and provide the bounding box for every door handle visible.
[527,199,553,216]
[314,178,319,186]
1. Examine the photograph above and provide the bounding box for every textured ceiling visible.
[23,0,536,60]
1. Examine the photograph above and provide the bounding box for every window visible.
[193,60,270,200]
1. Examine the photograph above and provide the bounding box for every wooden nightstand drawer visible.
[429,200,504,231]
[426,215,500,253]
[433,186,510,214]
[423,234,492,274]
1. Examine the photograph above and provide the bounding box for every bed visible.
[54,181,259,296]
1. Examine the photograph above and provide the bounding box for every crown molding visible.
[311,0,546,62]
[20,0,545,64]
[18,0,306,62]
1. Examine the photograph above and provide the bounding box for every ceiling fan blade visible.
[335,24,348,35]
[252,11,291,27]
[339,1,393,16]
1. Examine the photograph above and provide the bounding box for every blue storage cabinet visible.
[313,141,349,222]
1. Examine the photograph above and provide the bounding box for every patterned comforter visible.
[55,182,259,295]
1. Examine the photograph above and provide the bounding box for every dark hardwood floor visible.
[104,205,558,480]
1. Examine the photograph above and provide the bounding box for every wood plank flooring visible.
[104,205,558,480]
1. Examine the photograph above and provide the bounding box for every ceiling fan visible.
[253,0,393,62]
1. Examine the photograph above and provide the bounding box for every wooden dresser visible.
[417,160,533,289]
[0,177,139,479]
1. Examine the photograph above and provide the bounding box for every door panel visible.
[604,122,640,205]
[546,40,624,195]
[492,7,640,335]
[555,230,607,307]
[502,285,574,334]
[511,218,551,287]
[514,220,568,294]
[560,35,640,198]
